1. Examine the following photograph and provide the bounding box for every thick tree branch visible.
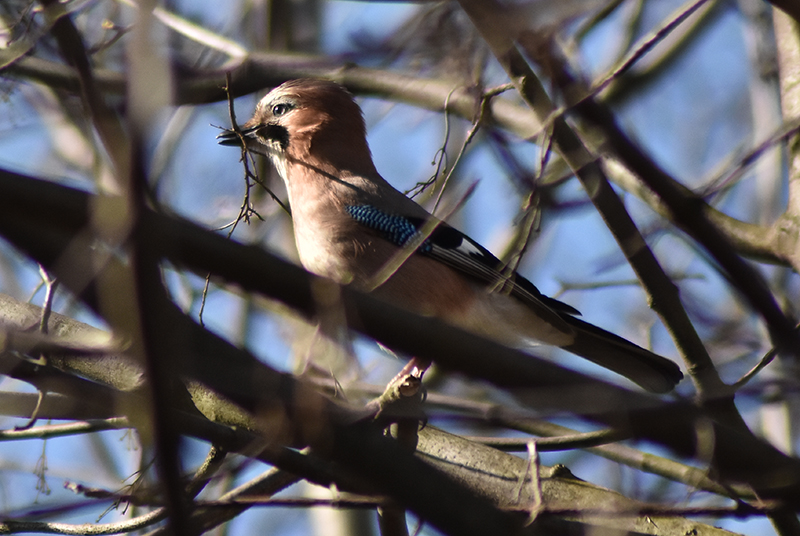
[3,170,800,507]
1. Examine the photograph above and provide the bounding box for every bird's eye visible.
[271,103,293,117]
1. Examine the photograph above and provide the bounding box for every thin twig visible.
[464,428,629,452]
[587,0,712,99]
[731,347,778,391]
[701,118,800,197]
[407,87,457,200]
[431,88,495,213]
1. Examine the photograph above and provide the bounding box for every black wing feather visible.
[416,218,580,316]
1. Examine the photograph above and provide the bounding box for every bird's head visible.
[218,79,377,180]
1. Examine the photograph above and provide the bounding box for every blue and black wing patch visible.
[345,204,579,317]
[345,205,432,253]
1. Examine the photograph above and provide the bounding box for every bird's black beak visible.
[216,125,260,147]
[217,123,289,152]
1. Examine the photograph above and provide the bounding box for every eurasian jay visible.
[218,78,683,393]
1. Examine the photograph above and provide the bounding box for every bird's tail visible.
[560,316,683,394]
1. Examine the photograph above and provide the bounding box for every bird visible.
[217,78,683,393]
